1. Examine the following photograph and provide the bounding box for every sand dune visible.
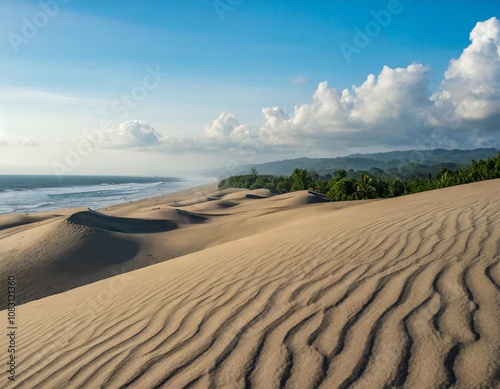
[0,213,61,231]
[67,209,178,233]
[1,180,499,388]
[0,186,358,309]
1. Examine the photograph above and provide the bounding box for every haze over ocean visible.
[0,175,215,215]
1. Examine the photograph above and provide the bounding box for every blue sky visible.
[0,0,499,175]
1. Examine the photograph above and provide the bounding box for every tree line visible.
[218,154,500,200]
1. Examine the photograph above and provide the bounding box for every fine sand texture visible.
[1,179,499,388]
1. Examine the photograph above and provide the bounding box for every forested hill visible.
[239,148,499,177]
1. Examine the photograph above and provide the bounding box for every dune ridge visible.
[67,209,179,233]
[1,180,499,388]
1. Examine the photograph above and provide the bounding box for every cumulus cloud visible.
[0,134,37,147]
[203,113,256,146]
[259,63,432,149]
[101,18,500,154]
[256,18,500,150]
[429,17,500,130]
[101,115,256,153]
[100,120,201,153]
[101,120,163,149]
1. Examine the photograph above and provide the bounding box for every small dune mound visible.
[245,194,268,199]
[175,209,208,223]
[215,200,240,208]
[207,188,246,199]
[67,209,178,233]
[129,207,211,224]
[181,199,240,214]
[307,190,331,202]
[247,188,275,198]
[171,189,244,207]
[223,188,276,201]
[281,190,332,207]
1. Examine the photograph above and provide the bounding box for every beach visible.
[1,179,499,388]
[0,175,214,216]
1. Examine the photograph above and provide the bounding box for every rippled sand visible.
[1,180,499,388]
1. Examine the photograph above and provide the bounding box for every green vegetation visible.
[232,148,499,177]
[218,154,500,201]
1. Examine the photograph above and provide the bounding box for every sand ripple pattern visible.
[5,180,500,388]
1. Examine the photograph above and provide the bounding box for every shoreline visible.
[0,178,218,217]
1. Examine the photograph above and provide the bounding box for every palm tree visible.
[355,175,376,199]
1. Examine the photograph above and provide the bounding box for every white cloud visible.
[430,17,500,128]
[100,115,256,153]
[99,18,500,154]
[203,113,255,145]
[259,63,432,149]
[152,135,200,154]
[101,120,163,149]
[0,134,37,147]
[291,75,310,85]
[256,18,500,151]
[0,89,81,105]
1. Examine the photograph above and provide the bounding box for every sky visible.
[0,0,499,176]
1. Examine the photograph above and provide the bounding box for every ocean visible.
[0,175,216,215]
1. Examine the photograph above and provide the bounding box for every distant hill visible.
[211,148,499,178]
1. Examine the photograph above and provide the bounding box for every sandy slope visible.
[0,185,343,309]
[1,180,499,388]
